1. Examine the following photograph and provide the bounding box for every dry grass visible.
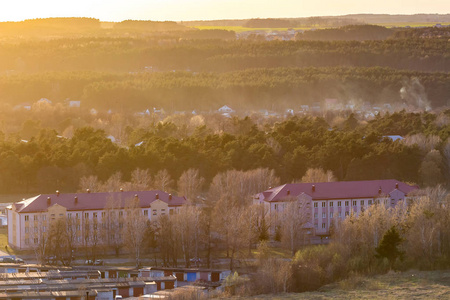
[231,270,450,299]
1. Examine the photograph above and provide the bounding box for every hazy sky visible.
[1,0,449,22]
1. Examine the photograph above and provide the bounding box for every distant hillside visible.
[181,14,450,27]
[114,20,189,31]
[296,25,394,41]
[342,13,450,24]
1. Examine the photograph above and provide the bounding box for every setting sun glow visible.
[1,0,449,22]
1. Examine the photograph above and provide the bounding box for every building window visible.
[330,202,334,207]
[345,211,349,216]
[322,202,326,207]
[34,215,38,221]
[93,212,98,219]
[338,201,341,207]
[368,200,372,205]
[384,199,388,205]
[144,210,148,216]
[338,212,342,218]
[322,213,326,218]
[76,213,79,219]
[68,213,72,219]
[360,200,364,206]
[314,213,318,219]
[345,201,349,207]
[153,209,157,216]
[314,202,318,208]
[84,213,89,219]
[322,223,326,229]
[25,215,29,221]
[102,212,106,218]
[330,212,333,218]
[119,211,123,217]
[352,201,357,206]
[274,204,278,210]
[391,199,395,205]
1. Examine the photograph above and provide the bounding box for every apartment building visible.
[253,179,419,237]
[7,190,186,250]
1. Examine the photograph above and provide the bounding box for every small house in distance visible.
[218,105,235,114]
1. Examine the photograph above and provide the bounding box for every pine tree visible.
[375,226,404,269]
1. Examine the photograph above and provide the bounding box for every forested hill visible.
[181,13,450,27]
[1,67,449,111]
[0,38,448,73]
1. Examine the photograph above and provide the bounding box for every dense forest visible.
[0,67,449,110]
[0,38,448,73]
[0,18,448,196]
[0,110,449,194]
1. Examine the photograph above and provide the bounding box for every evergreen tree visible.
[375,226,404,269]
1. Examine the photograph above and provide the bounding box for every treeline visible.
[114,20,188,31]
[0,110,449,194]
[296,25,394,41]
[0,18,193,38]
[0,38,448,73]
[1,67,449,110]
[244,17,363,28]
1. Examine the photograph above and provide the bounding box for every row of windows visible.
[313,200,376,208]
[314,223,328,229]
[23,208,174,222]
[314,211,351,219]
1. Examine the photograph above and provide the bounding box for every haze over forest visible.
[1,10,450,299]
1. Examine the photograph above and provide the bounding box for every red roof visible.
[260,180,419,202]
[13,190,186,213]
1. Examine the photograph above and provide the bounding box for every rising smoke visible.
[400,77,432,111]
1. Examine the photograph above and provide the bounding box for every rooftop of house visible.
[258,179,419,202]
[12,190,186,213]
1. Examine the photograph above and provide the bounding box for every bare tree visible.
[129,168,152,190]
[79,175,101,192]
[123,197,149,267]
[174,205,202,267]
[153,169,174,192]
[280,197,311,255]
[29,216,50,265]
[301,168,336,183]
[178,169,205,204]
[102,197,123,255]
[101,172,123,192]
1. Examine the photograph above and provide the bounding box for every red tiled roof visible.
[13,190,186,213]
[260,179,419,202]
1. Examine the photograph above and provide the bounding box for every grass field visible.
[191,23,450,32]
[235,270,450,299]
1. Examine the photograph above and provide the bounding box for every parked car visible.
[85,260,94,265]
[15,258,25,264]
[93,259,104,266]
[0,257,15,263]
